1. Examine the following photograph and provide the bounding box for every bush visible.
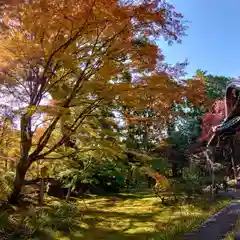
[0,171,15,200]
[174,167,203,196]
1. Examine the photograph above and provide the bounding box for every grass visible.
[0,192,231,240]
[225,216,240,239]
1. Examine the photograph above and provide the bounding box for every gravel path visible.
[184,190,240,240]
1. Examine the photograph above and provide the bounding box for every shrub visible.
[174,167,203,196]
[0,171,15,200]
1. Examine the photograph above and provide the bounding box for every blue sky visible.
[159,0,240,78]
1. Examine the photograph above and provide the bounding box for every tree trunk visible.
[8,161,29,205]
[211,168,215,199]
[37,160,40,178]
[172,163,181,177]
[5,157,7,172]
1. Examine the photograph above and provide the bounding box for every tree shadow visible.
[0,194,230,239]
[0,207,205,240]
[66,214,207,240]
[37,201,209,240]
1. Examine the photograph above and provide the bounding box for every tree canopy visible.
[0,0,197,203]
[0,0,234,207]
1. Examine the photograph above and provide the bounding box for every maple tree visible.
[198,99,226,142]
[0,0,189,203]
[0,117,20,172]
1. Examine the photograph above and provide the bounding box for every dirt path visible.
[184,190,240,240]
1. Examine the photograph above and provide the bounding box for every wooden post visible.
[39,166,47,206]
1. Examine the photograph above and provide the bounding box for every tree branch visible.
[34,98,103,160]
[41,148,97,160]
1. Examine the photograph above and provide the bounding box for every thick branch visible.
[20,113,32,160]
[34,98,103,160]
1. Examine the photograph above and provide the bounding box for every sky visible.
[159,0,240,78]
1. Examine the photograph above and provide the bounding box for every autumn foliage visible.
[198,100,226,141]
[0,0,193,203]
[0,0,234,209]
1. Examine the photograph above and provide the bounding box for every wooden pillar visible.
[39,166,47,206]
[229,136,237,181]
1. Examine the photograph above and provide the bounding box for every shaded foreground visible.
[0,192,230,240]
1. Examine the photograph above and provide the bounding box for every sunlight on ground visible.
[0,193,230,240]
[45,194,229,240]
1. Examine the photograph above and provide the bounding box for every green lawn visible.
[0,192,231,240]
